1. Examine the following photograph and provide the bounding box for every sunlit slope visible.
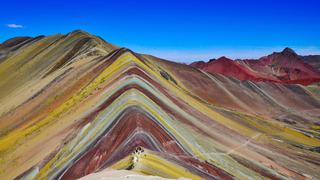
[0,30,116,108]
[0,32,319,180]
[0,30,117,132]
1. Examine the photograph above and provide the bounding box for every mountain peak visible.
[281,47,297,56]
[67,30,92,38]
[216,56,232,61]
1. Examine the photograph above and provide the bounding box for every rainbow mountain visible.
[0,30,320,180]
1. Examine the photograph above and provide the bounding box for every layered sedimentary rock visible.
[0,31,320,180]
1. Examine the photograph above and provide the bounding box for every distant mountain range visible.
[0,30,320,180]
[191,48,320,85]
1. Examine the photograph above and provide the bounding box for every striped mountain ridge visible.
[0,31,320,180]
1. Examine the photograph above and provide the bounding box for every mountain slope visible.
[0,32,320,180]
[0,30,117,118]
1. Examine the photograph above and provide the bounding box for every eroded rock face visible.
[0,32,320,180]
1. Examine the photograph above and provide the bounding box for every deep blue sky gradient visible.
[1,0,320,61]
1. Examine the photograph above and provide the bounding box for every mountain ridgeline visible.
[0,31,320,180]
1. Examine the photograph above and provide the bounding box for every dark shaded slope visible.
[302,55,320,71]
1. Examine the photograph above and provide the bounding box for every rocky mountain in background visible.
[191,48,320,85]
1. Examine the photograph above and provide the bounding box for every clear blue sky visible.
[1,0,320,62]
